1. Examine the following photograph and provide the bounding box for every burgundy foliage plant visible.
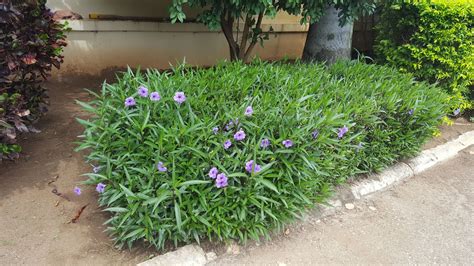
[0,0,68,160]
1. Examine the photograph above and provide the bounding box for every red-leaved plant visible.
[0,0,68,160]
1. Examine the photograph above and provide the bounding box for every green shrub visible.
[375,0,474,112]
[77,60,447,249]
[0,0,68,160]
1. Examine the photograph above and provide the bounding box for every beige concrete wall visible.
[47,0,374,75]
[61,29,306,75]
[48,0,308,75]
[47,0,302,23]
[48,0,186,18]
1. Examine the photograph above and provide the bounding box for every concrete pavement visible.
[212,145,474,265]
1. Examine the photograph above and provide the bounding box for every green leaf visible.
[178,180,211,187]
[104,207,129,213]
[256,178,279,194]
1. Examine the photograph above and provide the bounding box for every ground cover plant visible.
[77,60,447,249]
[375,0,474,112]
[0,0,68,160]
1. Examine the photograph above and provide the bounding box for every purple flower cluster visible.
[208,167,219,179]
[245,160,261,174]
[208,167,228,188]
[124,86,185,107]
[150,92,161,101]
[125,97,136,107]
[260,138,270,148]
[157,162,167,172]
[96,183,106,193]
[216,173,228,188]
[225,119,239,131]
[174,92,186,104]
[244,106,253,116]
[282,139,293,148]
[223,139,232,149]
[234,129,246,141]
[337,126,348,139]
[138,86,148,97]
[92,165,101,174]
[225,121,233,131]
[74,186,81,195]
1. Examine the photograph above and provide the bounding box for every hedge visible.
[375,0,473,112]
[77,60,447,249]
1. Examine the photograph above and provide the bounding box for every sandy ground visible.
[0,78,152,265]
[212,145,474,265]
[0,77,473,265]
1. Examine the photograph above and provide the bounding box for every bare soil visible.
[0,77,153,265]
[0,77,473,265]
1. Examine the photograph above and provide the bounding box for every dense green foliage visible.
[0,0,68,160]
[77,61,447,249]
[375,0,474,111]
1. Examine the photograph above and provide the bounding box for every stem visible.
[220,11,239,61]
[243,12,263,62]
[238,14,251,60]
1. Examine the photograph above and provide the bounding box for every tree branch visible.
[238,14,251,60]
[220,11,239,61]
[243,12,264,62]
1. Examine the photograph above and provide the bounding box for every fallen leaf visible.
[71,204,89,223]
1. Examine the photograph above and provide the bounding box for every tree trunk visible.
[302,5,354,64]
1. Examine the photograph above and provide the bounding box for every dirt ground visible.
[0,77,153,265]
[0,77,473,265]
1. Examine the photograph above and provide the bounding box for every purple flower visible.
[312,130,319,140]
[244,106,253,116]
[96,183,106,193]
[453,108,461,116]
[74,187,81,195]
[223,139,232,150]
[150,92,161,101]
[212,127,219,134]
[337,126,349,139]
[138,86,148,97]
[208,167,218,179]
[173,92,186,104]
[282,139,293,148]
[215,173,228,188]
[245,160,261,173]
[225,120,234,131]
[408,109,414,116]
[92,165,101,174]
[124,97,136,107]
[234,129,246,141]
[260,138,270,148]
[157,162,167,172]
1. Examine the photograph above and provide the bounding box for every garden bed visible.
[0,65,472,264]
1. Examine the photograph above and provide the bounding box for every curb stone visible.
[138,130,474,266]
[351,130,474,199]
[137,244,209,266]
